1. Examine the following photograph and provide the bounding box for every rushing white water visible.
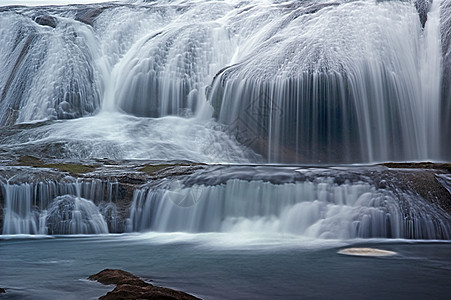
[0,112,256,162]
[211,0,445,162]
[0,0,448,163]
[1,178,117,234]
[0,1,117,5]
[128,178,451,240]
[2,166,450,239]
[0,11,103,125]
[44,194,108,234]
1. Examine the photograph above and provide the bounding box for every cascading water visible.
[0,0,450,239]
[128,176,451,240]
[44,195,108,234]
[0,178,118,234]
[1,2,450,299]
[0,0,448,163]
[0,9,102,126]
[210,0,445,162]
[1,165,449,239]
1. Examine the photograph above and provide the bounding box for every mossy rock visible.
[44,163,97,175]
[12,156,97,175]
[14,155,44,167]
[139,164,175,175]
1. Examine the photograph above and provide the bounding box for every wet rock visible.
[75,6,108,26]
[381,162,451,172]
[34,15,57,28]
[11,156,98,175]
[0,287,5,293]
[338,247,397,257]
[88,269,140,285]
[14,155,44,167]
[379,163,451,216]
[441,0,451,160]
[89,269,200,300]
[415,0,432,28]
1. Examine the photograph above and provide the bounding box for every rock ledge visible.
[88,269,200,300]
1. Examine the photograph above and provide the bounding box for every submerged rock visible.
[338,248,397,257]
[89,269,200,300]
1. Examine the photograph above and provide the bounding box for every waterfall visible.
[128,177,451,240]
[0,9,103,126]
[0,0,448,163]
[1,165,450,239]
[0,1,449,240]
[44,195,108,235]
[103,3,235,117]
[1,178,118,234]
[210,0,444,163]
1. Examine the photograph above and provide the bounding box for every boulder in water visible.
[338,248,397,257]
[33,15,57,28]
[0,287,5,293]
[89,269,200,300]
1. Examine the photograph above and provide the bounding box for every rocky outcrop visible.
[33,15,57,28]
[89,269,200,300]
[380,164,451,217]
[415,0,432,28]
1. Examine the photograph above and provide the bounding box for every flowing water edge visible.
[1,235,451,299]
[0,0,450,299]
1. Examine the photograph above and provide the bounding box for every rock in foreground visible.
[88,269,200,300]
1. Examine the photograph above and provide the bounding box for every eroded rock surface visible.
[89,269,200,300]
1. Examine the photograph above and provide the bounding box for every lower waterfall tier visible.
[1,163,450,240]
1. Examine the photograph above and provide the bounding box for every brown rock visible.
[88,269,140,285]
[89,269,200,300]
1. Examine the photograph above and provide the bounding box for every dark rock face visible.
[441,0,451,160]
[75,6,109,26]
[89,269,200,300]
[415,0,432,28]
[88,269,140,285]
[34,15,57,28]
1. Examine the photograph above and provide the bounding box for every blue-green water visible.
[1,234,450,299]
